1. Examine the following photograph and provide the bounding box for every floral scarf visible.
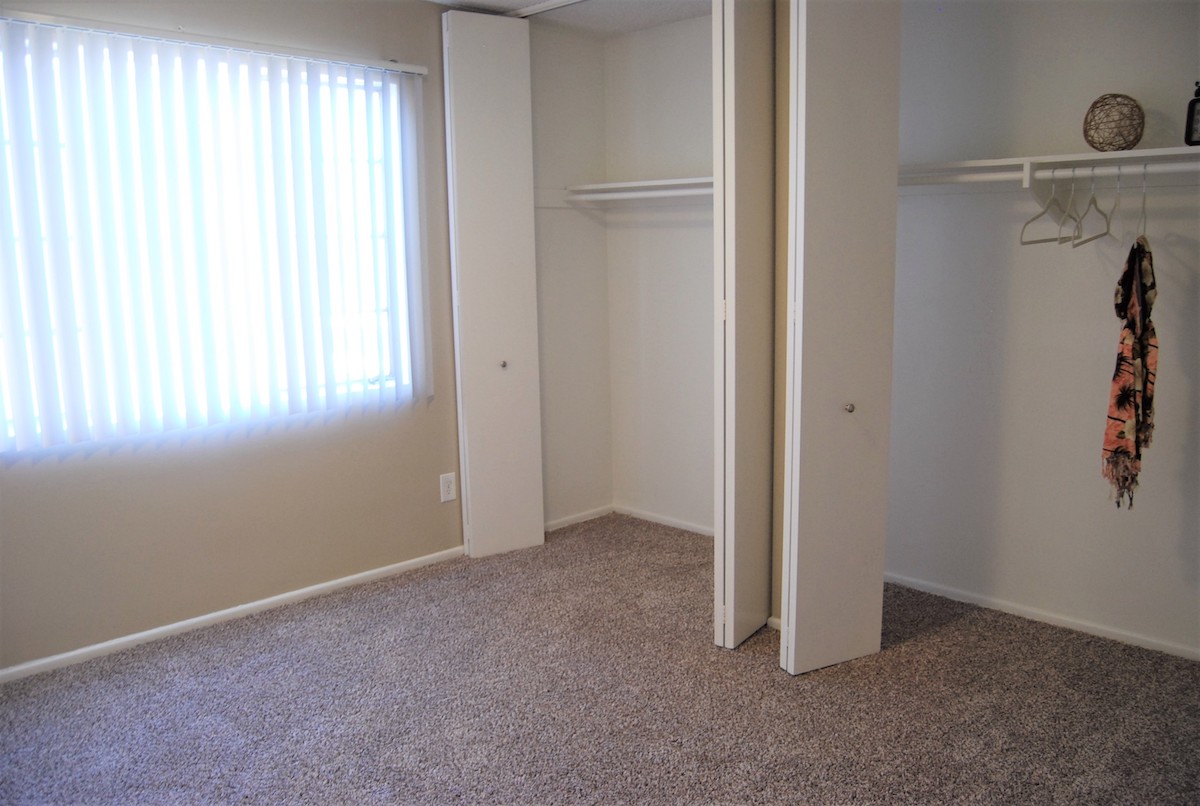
[1102,236,1157,508]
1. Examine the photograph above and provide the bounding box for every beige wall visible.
[0,0,462,668]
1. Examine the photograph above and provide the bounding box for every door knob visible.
[500,360,508,369]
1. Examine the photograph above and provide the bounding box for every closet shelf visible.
[899,146,1200,188]
[564,176,714,203]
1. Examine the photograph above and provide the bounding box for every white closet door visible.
[713,0,775,649]
[443,11,545,558]
[779,0,900,674]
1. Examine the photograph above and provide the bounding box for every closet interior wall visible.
[890,0,1200,659]
[531,15,714,534]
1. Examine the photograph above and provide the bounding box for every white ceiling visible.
[428,0,710,38]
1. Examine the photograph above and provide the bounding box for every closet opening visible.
[528,0,721,590]
[442,0,777,658]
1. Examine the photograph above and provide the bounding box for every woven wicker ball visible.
[1083,94,1144,151]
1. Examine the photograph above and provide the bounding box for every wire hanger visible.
[1056,168,1082,244]
[1072,166,1112,247]
[1110,163,1122,222]
[1020,168,1071,245]
[1135,163,1148,237]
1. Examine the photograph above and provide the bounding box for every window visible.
[0,16,430,454]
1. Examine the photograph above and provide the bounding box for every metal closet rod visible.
[567,187,713,202]
[904,162,1200,186]
[898,146,1200,187]
[563,177,714,203]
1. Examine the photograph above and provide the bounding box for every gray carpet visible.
[1,513,1197,804]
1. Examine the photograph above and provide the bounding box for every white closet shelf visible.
[899,146,1200,187]
[564,176,714,203]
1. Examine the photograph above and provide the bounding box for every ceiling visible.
[427,0,710,38]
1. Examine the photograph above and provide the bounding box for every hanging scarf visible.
[1102,236,1157,508]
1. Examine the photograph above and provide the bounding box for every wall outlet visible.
[439,472,457,503]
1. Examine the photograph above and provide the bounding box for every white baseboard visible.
[884,572,1200,662]
[612,505,714,537]
[0,546,465,684]
[544,505,713,538]
[544,506,615,533]
[767,617,782,631]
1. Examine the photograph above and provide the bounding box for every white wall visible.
[605,16,713,533]
[900,0,1195,161]
[890,0,1200,658]
[602,17,713,181]
[606,202,714,533]
[0,0,462,668]
[531,14,714,533]
[530,25,614,528]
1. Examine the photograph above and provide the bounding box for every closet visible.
[446,0,775,646]
[446,0,905,675]
[530,2,776,650]
[531,10,717,540]
[888,1,1200,659]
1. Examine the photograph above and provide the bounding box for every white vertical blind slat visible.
[124,42,166,432]
[0,24,35,446]
[17,27,64,445]
[250,53,283,419]
[385,80,410,399]
[72,32,116,441]
[343,67,369,404]
[365,72,388,403]
[401,78,431,398]
[269,58,302,416]
[47,30,91,443]
[154,43,187,429]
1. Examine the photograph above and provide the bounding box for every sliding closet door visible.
[443,11,545,557]
[713,0,775,649]
[779,0,900,674]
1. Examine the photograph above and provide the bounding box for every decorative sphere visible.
[1083,94,1144,151]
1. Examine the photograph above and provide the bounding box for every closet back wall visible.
[889,0,1200,658]
[605,16,713,534]
[0,0,462,669]
[531,24,612,529]
[533,15,714,534]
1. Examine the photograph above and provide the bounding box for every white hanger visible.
[1020,168,1071,245]
[1072,166,1112,247]
[1056,168,1082,244]
[1110,163,1122,222]
[1136,163,1148,237]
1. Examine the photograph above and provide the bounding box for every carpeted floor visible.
[1,513,1197,804]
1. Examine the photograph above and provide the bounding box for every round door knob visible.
[844,403,856,413]
[500,360,508,368]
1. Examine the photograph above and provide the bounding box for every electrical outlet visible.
[439,472,457,503]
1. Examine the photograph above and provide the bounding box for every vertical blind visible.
[0,17,431,453]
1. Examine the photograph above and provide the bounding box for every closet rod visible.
[563,176,714,203]
[900,147,1200,188]
[567,187,713,202]
[902,160,1200,187]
